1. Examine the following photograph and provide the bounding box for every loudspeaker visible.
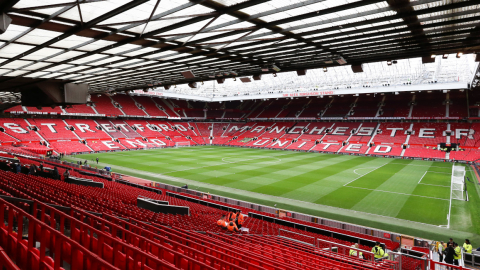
[296,69,307,76]
[0,13,12,34]
[253,74,262,80]
[216,78,225,84]
[240,77,251,83]
[351,64,363,73]
[164,85,171,90]
[422,56,435,64]
[188,82,197,88]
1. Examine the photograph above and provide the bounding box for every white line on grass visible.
[419,183,450,188]
[162,153,291,174]
[353,167,381,176]
[221,156,282,164]
[344,186,449,201]
[343,162,390,186]
[418,171,428,184]
[418,171,450,186]
[389,163,452,169]
[426,171,451,174]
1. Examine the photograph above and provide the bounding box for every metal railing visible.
[430,260,466,270]
[388,251,429,270]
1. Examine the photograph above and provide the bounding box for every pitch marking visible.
[343,162,390,186]
[418,171,450,186]
[418,171,428,184]
[162,153,290,174]
[353,167,380,176]
[222,156,282,164]
[389,163,452,169]
[419,183,450,188]
[344,186,449,201]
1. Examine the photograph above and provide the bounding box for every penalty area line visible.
[344,162,390,187]
[344,186,449,201]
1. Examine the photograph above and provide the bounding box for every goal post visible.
[451,165,465,201]
[175,142,191,148]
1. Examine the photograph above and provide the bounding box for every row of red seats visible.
[5,90,468,118]
[0,198,118,270]
[0,162,394,256]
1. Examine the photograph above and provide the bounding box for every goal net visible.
[451,165,465,201]
[175,142,191,148]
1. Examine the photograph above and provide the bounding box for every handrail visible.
[0,198,118,270]
[0,247,21,270]
[315,237,376,262]
[32,200,178,270]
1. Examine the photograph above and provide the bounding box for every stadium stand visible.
[2,95,478,161]
[4,105,24,114]
[350,95,383,117]
[0,118,42,142]
[411,92,446,117]
[448,91,468,118]
[409,123,447,146]
[111,94,147,116]
[110,120,140,138]
[322,96,356,118]
[24,106,63,114]
[130,95,170,117]
[322,122,361,143]
[380,94,412,118]
[3,1,479,267]
[299,97,331,118]
[95,119,127,139]
[63,104,97,115]
[90,94,124,116]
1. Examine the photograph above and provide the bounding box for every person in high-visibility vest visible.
[437,241,446,262]
[217,215,227,228]
[227,221,239,232]
[236,211,244,229]
[371,242,386,260]
[349,244,363,259]
[463,239,473,254]
[230,211,237,222]
[453,243,461,266]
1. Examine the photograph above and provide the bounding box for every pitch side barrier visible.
[250,212,385,250]
[165,192,240,213]
[116,179,162,194]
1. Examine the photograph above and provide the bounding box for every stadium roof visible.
[1,0,480,100]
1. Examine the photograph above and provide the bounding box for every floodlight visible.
[456,52,463,58]
[323,67,327,72]
[443,54,448,59]
[387,61,392,66]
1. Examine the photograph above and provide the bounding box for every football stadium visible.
[0,0,479,269]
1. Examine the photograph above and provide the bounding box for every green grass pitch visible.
[72,146,480,243]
